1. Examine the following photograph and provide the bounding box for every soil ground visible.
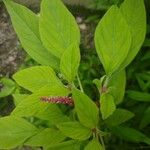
[0,4,25,77]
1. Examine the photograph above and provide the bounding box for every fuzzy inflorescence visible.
[40,96,74,106]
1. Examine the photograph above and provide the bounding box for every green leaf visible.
[25,128,66,147]
[126,90,150,102]
[108,70,126,104]
[111,126,150,145]
[12,85,70,123]
[0,78,16,98]
[46,140,81,150]
[13,94,29,106]
[93,75,107,91]
[72,88,99,128]
[60,44,80,82]
[13,66,63,92]
[4,0,59,69]
[105,108,134,126]
[95,5,131,75]
[93,79,102,90]
[100,93,116,119]
[119,0,146,68]
[40,0,80,58]
[57,121,91,140]
[0,116,38,149]
[84,138,104,150]
[140,107,150,129]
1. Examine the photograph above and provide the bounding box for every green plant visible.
[0,78,16,98]
[0,0,149,149]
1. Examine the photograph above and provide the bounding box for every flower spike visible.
[40,96,74,106]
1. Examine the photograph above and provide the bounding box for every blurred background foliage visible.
[0,0,150,149]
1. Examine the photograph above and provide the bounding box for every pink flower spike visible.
[40,96,74,106]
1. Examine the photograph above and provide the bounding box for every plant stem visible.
[99,134,106,150]
[103,76,110,88]
[77,73,84,92]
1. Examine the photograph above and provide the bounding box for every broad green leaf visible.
[0,116,38,149]
[140,107,150,129]
[40,0,80,58]
[57,121,91,140]
[4,0,59,69]
[105,108,134,126]
[12,85,70,123]
[60,44,80,82]
[13,66,63,92]
[95,5,131,75]
[126,90,150,102]
[100,93,116,119]
[0,78,16,98]
[111,126,150,145]
[13,94,29,106]
[108,70,126,104]
[25,128,66,147]
[84,138,104,150]
[46,140,81,150]
[73,88,99,128]
[119,0,146,68]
